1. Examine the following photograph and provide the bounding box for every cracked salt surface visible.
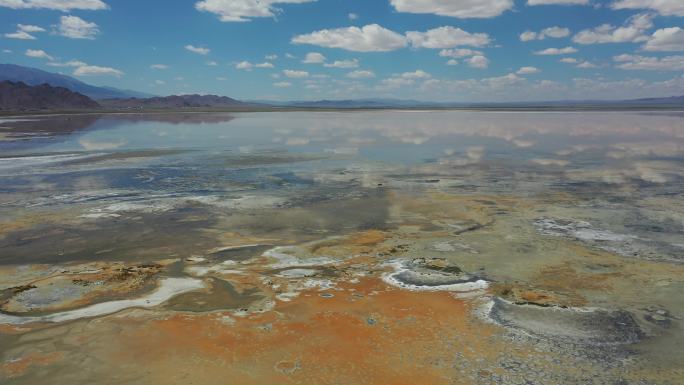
[480,297,643,346]
[382,260,489,292]
[532,217,675,260]
[534,218,636,242]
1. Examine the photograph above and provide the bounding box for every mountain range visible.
[0,63,682,111]
[0,63,152,100]
[260,97,684,109]
[99,94,254,109]
[0,81,100,110]
[261,98,438,108]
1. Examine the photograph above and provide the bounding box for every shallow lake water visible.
[1,111,683,384]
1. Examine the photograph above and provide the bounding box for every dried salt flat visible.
[262,246,338,269]
[0,277,206,325]
[0,153,105,171]
[535,217,636,243]
[184,260,243,277]
[80,194,287,217]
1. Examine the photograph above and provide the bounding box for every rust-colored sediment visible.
[1,352,64,378]
[110,277,499,384]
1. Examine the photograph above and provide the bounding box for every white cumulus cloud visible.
[236,61,253,70]
[613,54,684,71]
[400,70,431,79]
[346,70,375,78]
[390,0,514,18]
[534,46,578,55]
[24,48,52,60]
[323,59,359,68]
[572,13,653,45]
[381,78,414,88]
[302,52,326,63]
[558,57,596,68]
[520,26,570,41]
[520,31,538,42]
[576,60,598,68]
[5,24,45,40]
[283,69,309,78]
[46,60,87,67]
[273,81,292,88]
[483,73,525,87]
[466,55,489,68]
[527,0,589,5]
[0,0,108,10]
[195,0,315,22]
[611,0,684,17]
[185,45,210,55]
[5,31,35,40]
[55,15,99,39]
[643,27,684,52]
[439,48,483,58]
[292,24,407,52]
[19,24,45,32]
[381,70,431,88]
[406,26,490,49]
[517,66,541,74]
[545,26,572,38]
[73,64,123,77]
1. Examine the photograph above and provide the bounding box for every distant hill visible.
[257,96,684,109]
[0,81,100,110]
[620,95,684,106]
[1,63,681,111]
[256,98,438,108]
[100,94,257,109]
[0,63,152,100]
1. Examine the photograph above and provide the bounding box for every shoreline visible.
[2,105,684,118]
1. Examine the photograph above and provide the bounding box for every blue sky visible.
[1,0,683,101]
